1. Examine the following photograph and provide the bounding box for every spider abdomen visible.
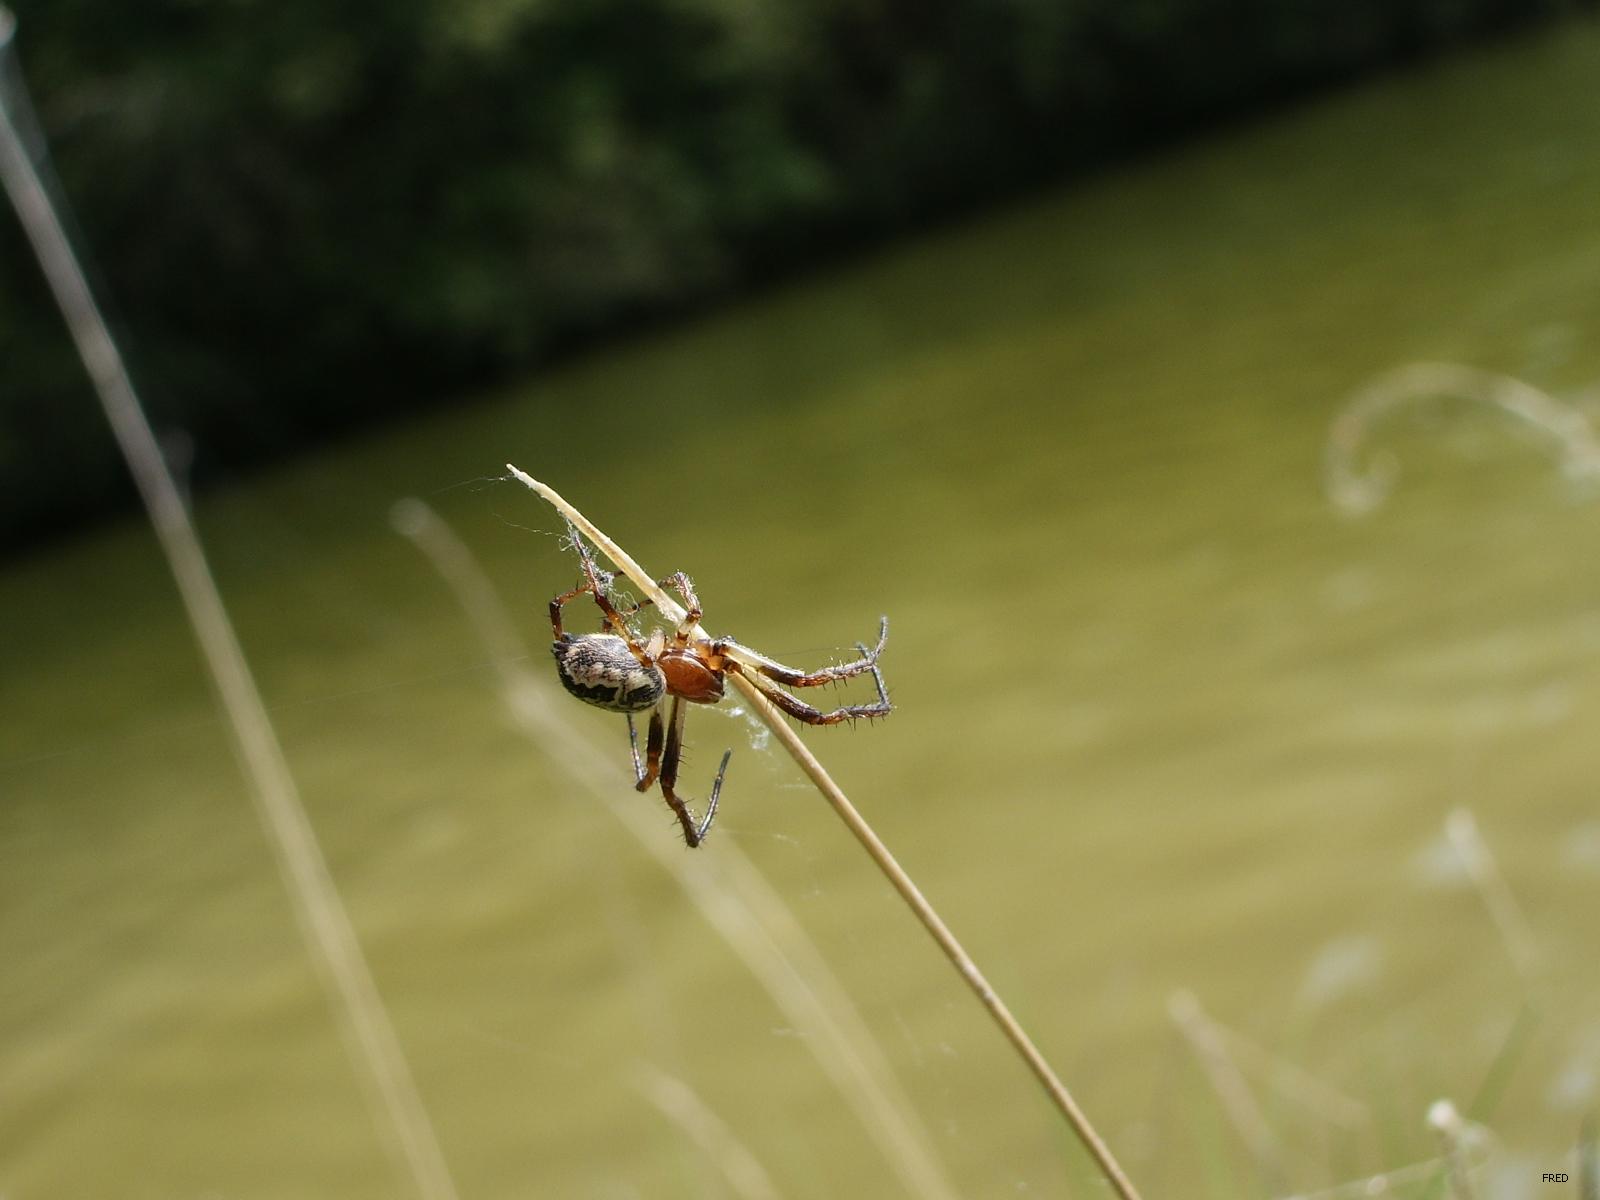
[552,634,665,712]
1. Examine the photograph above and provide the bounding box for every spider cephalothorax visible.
[549,529,890,847]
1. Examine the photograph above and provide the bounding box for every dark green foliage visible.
[0,0,1591,547]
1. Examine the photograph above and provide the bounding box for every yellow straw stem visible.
[506,465,1142,1200]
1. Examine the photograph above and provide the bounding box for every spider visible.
[549,528,891,847]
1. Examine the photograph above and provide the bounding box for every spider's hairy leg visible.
[557,519,655,662]
[731,644,892,726]
[716,616,890,689]
[548,584,595,640]
[644,627,667,662]
[573,532,631,632]
[658,695,725,847]
[612,593,655,621]
[626,714,643,782]
[656,571,702,638]
[561,518,610,590]
[550,582,653,660]
[631,708,665,791]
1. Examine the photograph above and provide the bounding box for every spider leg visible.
[554,521,659,662]
[613,594,655,620]
[631,707,665,791]
[657,694,725,847]
[730,652,892,725]
[548,584,592,639]
[716,616,889,688]
[656,572,703,639]
[549,577,650,650]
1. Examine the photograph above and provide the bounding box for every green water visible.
[8,20,1600,1198]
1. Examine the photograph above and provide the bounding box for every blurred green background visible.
[0,0,1592,548]
[6,6,1600,1199]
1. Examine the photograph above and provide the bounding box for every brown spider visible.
[549,529,891,846]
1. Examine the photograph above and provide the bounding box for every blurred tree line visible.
[0,0,1591,549]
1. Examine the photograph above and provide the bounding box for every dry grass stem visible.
[632,1065,784,1200]
[1275,1156,1454,1200]
[0,41,456,1200]
[392,498,958,1200]
[1273,1102,1492,1200]
[505,466,1143,1200]
[1427,1100,1480,1200]
[1169,990,1287,1188]
[1446,809,1542,987]
[1201,1008,1369,1130]
[1325,362,1600,516]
